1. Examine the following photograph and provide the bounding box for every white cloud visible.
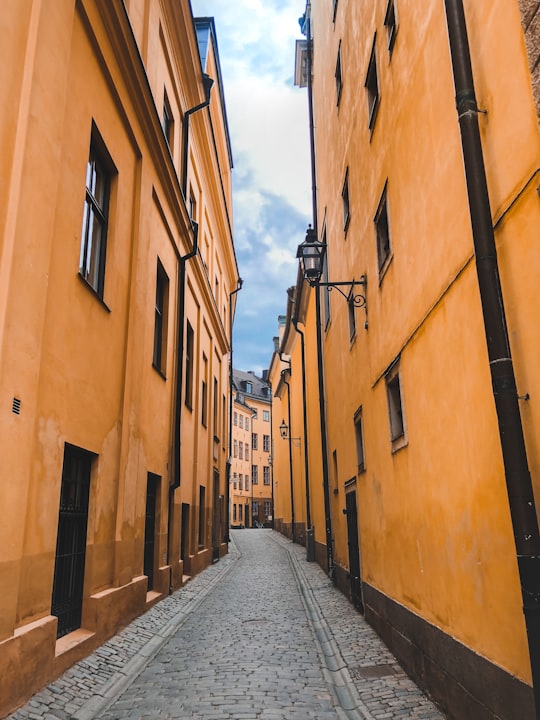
[191,0,311,371]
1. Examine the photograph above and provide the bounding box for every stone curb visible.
[72,545,240,720]
[271,534,374,720]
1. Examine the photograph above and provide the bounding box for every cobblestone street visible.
[7,531,444,720]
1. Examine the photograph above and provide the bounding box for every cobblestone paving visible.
[7,530,445,720]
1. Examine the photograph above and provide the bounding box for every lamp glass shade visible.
[296,228,326,283]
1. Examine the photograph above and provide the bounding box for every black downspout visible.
[227,280,243,541]
[282,370,296,544]
[303,1,334,578]
[292,320,311,532]
[444,1,540,713]
[181,73,214,198]
[167,74,214,587]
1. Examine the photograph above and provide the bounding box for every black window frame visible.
[335,41,343,106]
[354,407,366,472]
[163,90,173,148]
[79,126,115,298]
[153,259,169,376]
[342,168,350,232]
[185,321,194,409]
[385,359,407,451]
[365,35,380,132]
[375,182,392,276]
[384,0,398,55]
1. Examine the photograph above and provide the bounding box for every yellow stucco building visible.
[0,1,237,714]
[230,370,273,529]
[271,1,540,717]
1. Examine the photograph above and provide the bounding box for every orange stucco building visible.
[0,1,237,714]
[271,1,540,717]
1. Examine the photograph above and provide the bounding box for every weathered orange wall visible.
[0,1,237,714]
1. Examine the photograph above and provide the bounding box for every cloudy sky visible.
[191,0,311,375]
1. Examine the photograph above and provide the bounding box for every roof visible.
[193,17,234,169]
[232,369,272,404]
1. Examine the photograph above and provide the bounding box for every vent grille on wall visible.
[12,397,21,415]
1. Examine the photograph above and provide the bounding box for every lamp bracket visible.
[309,276,368,327]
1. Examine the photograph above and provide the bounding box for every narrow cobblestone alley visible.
[7,531,444,720]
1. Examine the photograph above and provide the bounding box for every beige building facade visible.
[0,1,237,714]
[230,370,273,529]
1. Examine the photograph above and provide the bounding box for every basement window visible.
[365,35,380,131]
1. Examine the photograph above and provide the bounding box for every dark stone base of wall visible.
[363,583,535,720]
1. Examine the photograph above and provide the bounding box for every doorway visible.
[345,489,363,612]
[144,473,159,591]
[51,444,92,638]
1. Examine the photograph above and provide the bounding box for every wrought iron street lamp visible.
[296,226,367,314]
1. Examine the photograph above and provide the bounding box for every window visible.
[252,465,258,485]
[234,412,238,426]
[239,415,243,429]
[342,169,350,232]
[245,381,253,393]
[185,322,194,408]
[239,475,243,490]
[189,190,197,223]
[245,476,249,491]
[239,443,243,460]
[375,183,392,274]
[213,378,218,437]
[384,0,398,54]
[348,292,356,341]
[264,500,272,517]
[233,474,237,490]
[252,433,258,450]
[385,359,406,449]
[252,501,258,516]
[354,407,366,472]
[263,466,270,485]
[163,91,173,147]
[233,440,238,458]
[365,35,380,131]
[335,42,343,106]
[80,128,114,297]
[245,418,250,431]
[233,504,237,522]
[153,261,169,375]
[245,443,249,461]
[239,504,243,522]
[263,435,270,453]
[263,410,270,422]
[201,355,208,427]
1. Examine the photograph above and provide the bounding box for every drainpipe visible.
[181,73,214,198]
[167,74,214,588]
[292,319,314,559]
[282,368,296,543]
[301,0,334,578]
[444,1,540,711]
[227,280,243,540]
